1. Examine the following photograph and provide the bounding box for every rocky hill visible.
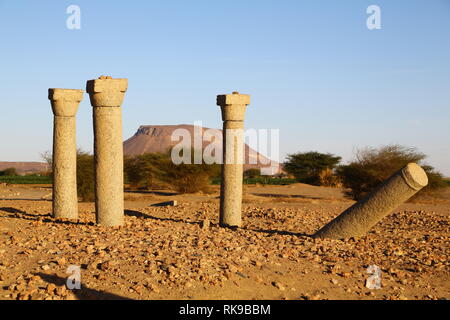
[123,124,280,174]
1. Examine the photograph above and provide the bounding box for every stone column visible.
[217,92,250,228]
[48,88,83,219]
[86,76,128,227]
[314,163,428,239]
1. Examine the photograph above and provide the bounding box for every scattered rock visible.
[201,219,210,231]
[272,281,285,291]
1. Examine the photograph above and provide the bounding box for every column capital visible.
[216,92,250,121]
[86,76,128,107]
[48,88,83,117]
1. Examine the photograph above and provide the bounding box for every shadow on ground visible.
[243,227,311,237]
[125,190,178,196]
[35,273,132,300]
[251,193,325,200]
[0,207,50,219]
[1,206,312,236]
[125,209,201,226]
[0,207,90,226]
[125,209,311,237]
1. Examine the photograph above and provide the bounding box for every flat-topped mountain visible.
[123,124,280,174]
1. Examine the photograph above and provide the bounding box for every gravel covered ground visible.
[0,184,448,300]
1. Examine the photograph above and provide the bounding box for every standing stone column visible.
[86,76,128,227]
[48,88,83,219]
[217,92,250,228]
[314,163,428,239]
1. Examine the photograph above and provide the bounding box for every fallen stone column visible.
[86,76,128,227]
[48,88,83,219]
[216,92,250,228]
[314,163,428,239]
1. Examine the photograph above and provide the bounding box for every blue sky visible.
[0,0,449,175]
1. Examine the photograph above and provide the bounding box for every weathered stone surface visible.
[86,76,128,227]
[48,88,83,219]
[314,163,429,239]
[217,92,250,121]
[48,89,83,117]
[86,77,128,107]
[217,92,250,228]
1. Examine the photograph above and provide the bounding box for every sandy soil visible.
[0,183,448,300]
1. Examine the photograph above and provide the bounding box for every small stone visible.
[16,283,26,293]
[46,283,56,295]
[201,219,210,231]
[132,285,143,295]
[272,282,285,291]
[99,261,111,271]
[228,265,238,273]
[55,286,67,296]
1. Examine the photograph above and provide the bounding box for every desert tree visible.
[76,149,95,202]
[337,144,446,200]
[0,168,18,176]
[283,151,342,185]
[124,153,167,190]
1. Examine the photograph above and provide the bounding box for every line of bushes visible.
[0,175,52,184]
[124,151,221,194]
[283,145,448,201]
[27,144,448,202]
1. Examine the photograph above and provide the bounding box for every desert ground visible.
[0,182,448,300]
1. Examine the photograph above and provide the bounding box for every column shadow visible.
[0,207,51,218]
[0,198,52,202]
[125,209,311,237]
[242,226,311,237]
[125,190,178,196]
[125,209,201,226]
[35,272,132,300]
[0,207,89,226]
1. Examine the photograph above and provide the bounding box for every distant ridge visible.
[0,162,49,175]
[123,124,280,174]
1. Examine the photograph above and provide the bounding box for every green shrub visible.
[283,151,341,185]
[0,168,18,176]
[76,150,95,202]
[124,150,221,194]
[244,168,261,178]
[159,152,220,193]
[318,167,343,187]
[0,175,52,184]
[337,145,447,201]
[124,153,168,190]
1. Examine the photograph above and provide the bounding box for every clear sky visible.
[0,0,449,175]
